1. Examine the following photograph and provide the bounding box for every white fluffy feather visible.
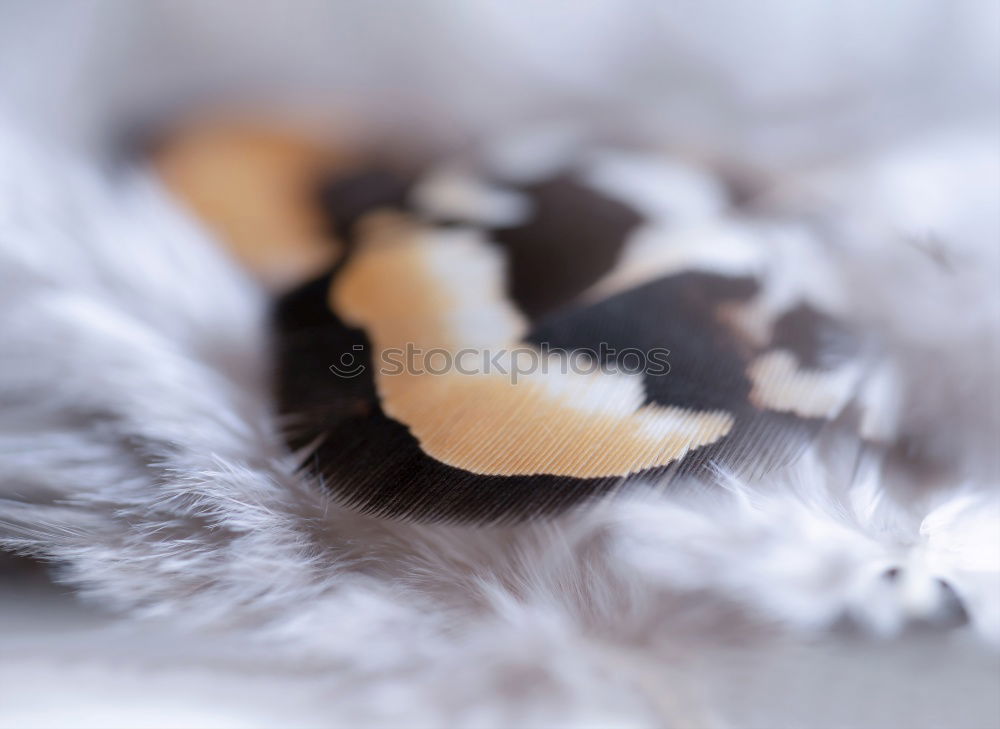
[0,112,997,728]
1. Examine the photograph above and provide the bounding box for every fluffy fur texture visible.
[1,7,1000,726]
[0,109,997,727]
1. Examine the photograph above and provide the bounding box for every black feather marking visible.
[274,162,843,522]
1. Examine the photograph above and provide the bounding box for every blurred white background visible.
[0,0,996,166]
